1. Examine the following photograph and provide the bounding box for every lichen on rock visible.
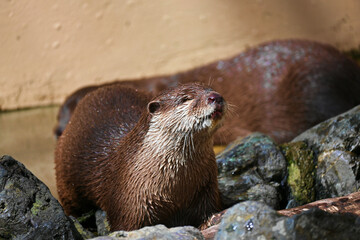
[281,141,315,206]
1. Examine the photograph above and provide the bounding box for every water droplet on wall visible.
[199,15,207,21]
[51,41,60,49]
[95,11,103,20]
[105,38,113,45]
[53,22,62,31]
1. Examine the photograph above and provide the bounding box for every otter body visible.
[54,39,360,144]
[55,84,224,230]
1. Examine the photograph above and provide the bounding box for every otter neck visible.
[138,114,214,172]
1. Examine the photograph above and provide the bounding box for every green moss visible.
[31,199,45,215]
[281,142,315,205]
[104,218,110,232]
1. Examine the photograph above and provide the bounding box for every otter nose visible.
[207,92,224,105]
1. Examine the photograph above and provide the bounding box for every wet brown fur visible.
[55,84,223,231]
[54,39,360,144]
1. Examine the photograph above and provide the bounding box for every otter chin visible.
[55,83,226,231]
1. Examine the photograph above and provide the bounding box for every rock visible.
[246,183,280,208]
[280,142,316,207]
[96,209,111,236]
[216,201,360,240]
[90,224,204,240]
[201,225,219,240]
[0,155,82,240]
[216,133,286,208]
[293,105,360,200]
[278,191,360,217]
[202,192,360,239]
[293,105,360,152]
[316,150,357,198]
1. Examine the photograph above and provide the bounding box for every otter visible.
[54,39,360,144]
[55,83,225,231]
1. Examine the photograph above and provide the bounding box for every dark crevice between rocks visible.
[278,172,289,209]
[76,210,97,233]
[69,209,111,238]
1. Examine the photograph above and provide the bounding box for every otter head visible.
[139,83,226,170]
[146,83,227,139]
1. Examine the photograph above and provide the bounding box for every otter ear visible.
[148,101,160,114]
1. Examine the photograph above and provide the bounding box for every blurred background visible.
[1,0,360,198]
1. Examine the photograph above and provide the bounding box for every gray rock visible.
[0,155,82,240]
[293,105,360,199]
[216,201,360,240]
[216,133,286,208]
[246,183,280,209]
[293,105,360,153]
[90,224,204,240]
[316,150,357,198]
[96,209,111,236]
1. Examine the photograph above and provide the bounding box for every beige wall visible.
[1,0,360,110]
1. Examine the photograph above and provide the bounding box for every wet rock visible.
[96,209,111,236]
[0,155,82,239]
[281,142,316,207]
[293,105,360,200]
[216,201,360,240]
[90,224,204,240]
[216,133,286,208]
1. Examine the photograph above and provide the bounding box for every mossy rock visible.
[281,142,315,206]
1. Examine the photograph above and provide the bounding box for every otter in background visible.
[55,83,225,230]
[54,39,360,144]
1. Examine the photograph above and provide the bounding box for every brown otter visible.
[55,83,225,231]
[54,39,360,144]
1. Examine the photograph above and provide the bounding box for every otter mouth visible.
[208,103,225,121]
[205,92,226,122]
[211,108,224,120]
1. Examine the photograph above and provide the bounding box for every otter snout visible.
[207,92,224,105]
[207,92,225,120]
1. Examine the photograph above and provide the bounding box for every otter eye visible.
[148,101,160,114]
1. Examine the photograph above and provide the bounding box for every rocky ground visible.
[1,105,360,239]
